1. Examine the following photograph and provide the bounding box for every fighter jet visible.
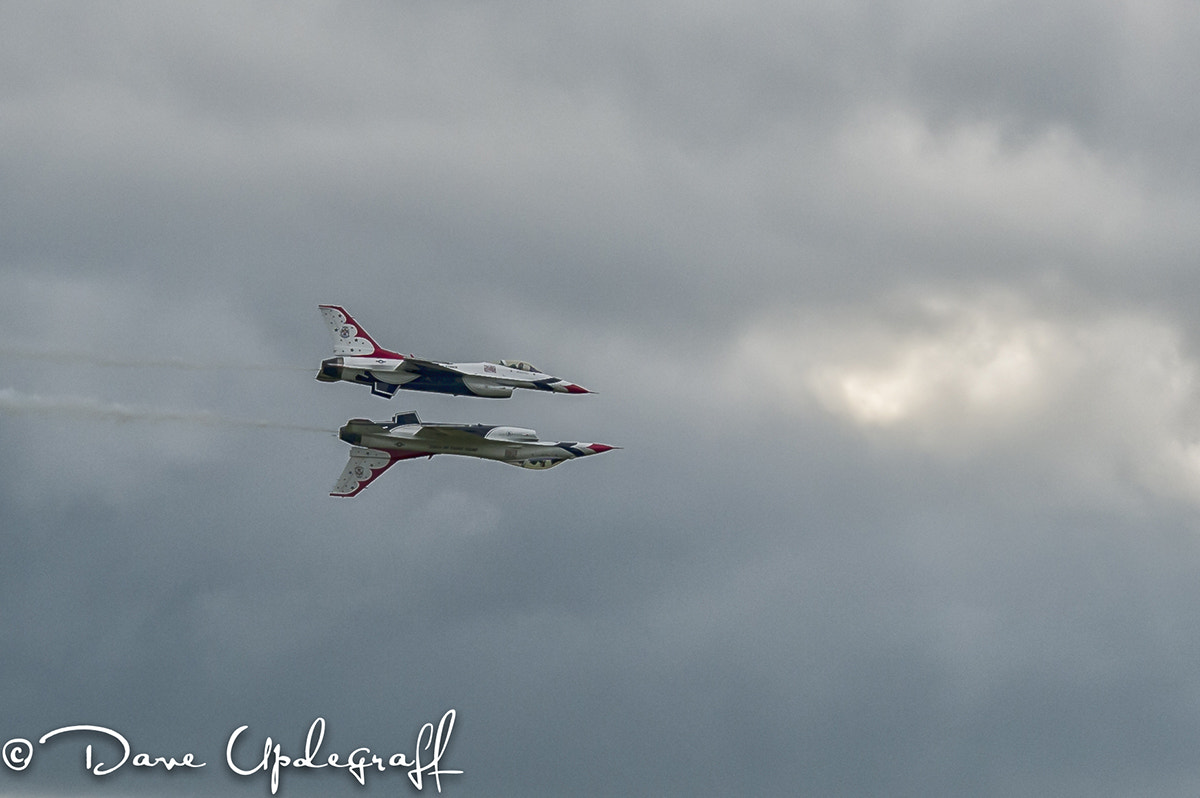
[316,305,591,398]
[331,412,618,496]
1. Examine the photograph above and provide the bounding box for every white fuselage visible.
[318,356,586,398]
[330,412,617,495]
[343,422,564,465]
[315,304,590,399]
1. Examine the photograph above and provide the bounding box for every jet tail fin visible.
[331,447,394,496]
[319,305,403,359]
[330,446,429,496]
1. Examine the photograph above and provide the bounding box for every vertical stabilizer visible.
[319,305,402,358]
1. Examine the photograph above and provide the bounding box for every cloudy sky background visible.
[4,1,1200,795]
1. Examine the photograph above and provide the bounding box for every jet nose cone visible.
[565,383,590,394]
[587,443,618,454]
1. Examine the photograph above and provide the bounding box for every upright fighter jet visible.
[331,412,617,496]
[316,305,591,398]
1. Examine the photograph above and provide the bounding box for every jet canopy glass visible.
[498,359,540,372]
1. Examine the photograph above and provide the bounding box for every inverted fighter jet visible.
[331,412,618,496]
[316,305,591,398]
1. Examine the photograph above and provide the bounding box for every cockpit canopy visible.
[498,359,540,373]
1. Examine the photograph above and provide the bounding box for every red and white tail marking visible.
[331,447,429,496]
[319,305,402,359]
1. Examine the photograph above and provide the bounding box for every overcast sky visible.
[4,2,1200,796]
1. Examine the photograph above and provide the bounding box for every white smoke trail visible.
[0,346,312,371]
[0,388,331,433]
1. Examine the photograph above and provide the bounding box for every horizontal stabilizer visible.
[370,380,399,398]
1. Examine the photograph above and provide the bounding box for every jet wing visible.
[396,357,462,376]
[331,447,427,497]
[395,357,588,395]
[400,358,546,384]
[409,424,493,444]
